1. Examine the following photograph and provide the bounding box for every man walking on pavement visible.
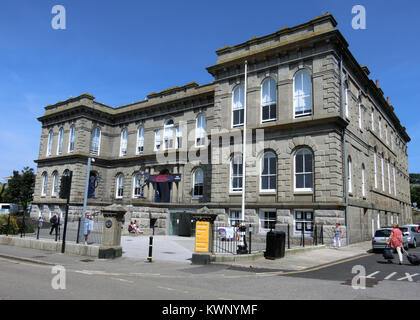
[49,212,61,236]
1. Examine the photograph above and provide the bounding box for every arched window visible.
[232,85,245,127]
[387,160,392,194]
[196,114,206,147]
[68,125,75,153]
[133,174,142,198]
[57,127,64,155]
[90,127,101,155]
[47,130,53,156]
[293,69,312,118]
[381,155,385,192]
[348,157,353,194]
[137,126,144,154]
[164,119,174,150]
[41,172,48,196]
[294,148,313,191]
[230,154,243,192]
[116,174,124,199]
[120,128,128,156]
[344,82,349,118]
[193,168,204,197]
[361,164,366,197]
[154,129,161,151]
[176,125,182,149]
[358,102,363,129]
[52,171,59,196]
[374,150,378,189]
[261,78,277,122]
[261,152,276,191]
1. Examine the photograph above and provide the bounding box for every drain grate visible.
[80,259,95,263]
[162,252,176,255]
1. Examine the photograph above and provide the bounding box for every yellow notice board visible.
[195,221,210,252]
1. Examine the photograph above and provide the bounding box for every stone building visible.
[32,13,412,244]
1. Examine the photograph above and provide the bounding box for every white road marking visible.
[110,277,134,284]
[384,272,397,280]
[365,271,380,279]
[397,273,419,282]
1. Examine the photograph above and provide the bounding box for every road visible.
[0,246,420,300]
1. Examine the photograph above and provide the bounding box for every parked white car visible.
[0,203,19,215]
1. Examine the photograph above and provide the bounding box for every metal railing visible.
[3,214,104,245]
[212,223,325,255]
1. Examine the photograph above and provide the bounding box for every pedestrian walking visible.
[83,213,94,245]
[49,212,61,236]
[388,223,404,265]
[333,223,343,249]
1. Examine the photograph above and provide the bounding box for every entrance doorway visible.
[169,211,196,237]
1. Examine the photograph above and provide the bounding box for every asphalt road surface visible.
[1,246,420,300]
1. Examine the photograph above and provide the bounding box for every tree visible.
[412,186,420,208]
[410,174,420,185]
[3,167,35,212]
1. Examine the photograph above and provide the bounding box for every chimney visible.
[387,97,390,106]
[376,80,380,88]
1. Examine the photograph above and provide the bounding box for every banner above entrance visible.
[148,174,181,183]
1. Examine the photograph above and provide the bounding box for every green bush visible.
[0,215,19,235]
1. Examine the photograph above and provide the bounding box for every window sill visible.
[229,192,243,196]
[293,190,313,195]
[259,191,276,196]
[261,119,276,124]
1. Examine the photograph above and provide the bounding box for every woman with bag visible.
[388,223,404,265]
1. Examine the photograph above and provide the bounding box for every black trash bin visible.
[264,231,286,260]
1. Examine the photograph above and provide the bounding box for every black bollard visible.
[147,236,153,262]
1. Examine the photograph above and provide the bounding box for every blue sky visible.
[0,0,419,179]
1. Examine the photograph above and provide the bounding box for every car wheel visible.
[414,239,417,249]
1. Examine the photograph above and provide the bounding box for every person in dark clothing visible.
[49,212,61,236]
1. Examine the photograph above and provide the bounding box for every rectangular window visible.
[231,156,243,192]
[229,210,242,227]
[358,103,363,129]
[259,210,277,233]
[294,211,314,235]
[262,104,276,123]
[233,109,244,127]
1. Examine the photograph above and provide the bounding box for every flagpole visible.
[242,61,248,223]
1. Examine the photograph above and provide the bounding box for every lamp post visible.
[82,157,94,218]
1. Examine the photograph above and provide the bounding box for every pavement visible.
[0,234,374,272]
[221,242,374,272]
[121,235,195,263]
